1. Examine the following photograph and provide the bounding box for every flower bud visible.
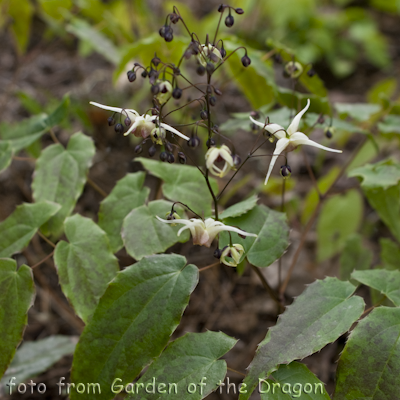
[151,55,161,67]
[214,248,223,258]
[107,116,115,126]
[187,136,200,148]
[141,70,148,78]
[172,87,182,99]
[214,88,222,96]
[225,14,234,27]
[220,45,226,58]
[134,145,143,154]
[273,53,283,64]
[170,13,179,24]
[124,117,131,127]
[206,62,215,73]
[233,154,241,167]
[165,141,173,152]
[217,4,225,12]
[164,31,173,42]
[148,145,157,157]
[151,84,160,95]
[200,110,208,120]
[280,165,292,178]
[209,96,216,106]
[307,68,316,77]
[167,153,175,163]
[284,61,303,79]
[159,26,166,38]
[159,151,168,162]
[220,244,244,267]
[114,123,124,134]
[127,70,136,82]
[178,152,186,164]
[196,65,206,76]
[250,110,260,120]
[241,55,251,67]
[235,7,244,14]
[206,138,216,147]
[324,127,334,139]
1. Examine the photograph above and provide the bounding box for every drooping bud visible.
[317,114,325,124]
[141,69,148,78]
[170,13,179,24]
[280,165,292,178]
[151,84,160,95]
[159,151,168,162]
[200,110,208,120]
[134,145,143,154]
[233,154,241,167]
[206,62,215,74]
[220,45,226,58]
[214,88,222,96]
[225,14,234,27]
[107,116,115,126]
[273,53,283,64]
[114,123,124,134]
[235,7,244,14]
[196,65,206,76]
[324,127,334,139]
[206,138,216,147]
[172,87,182,99]
[127,70,136,82]
[164,30,173,42]
[165,141,173,153]
[178,152,186,164]
[250,110,260,120]
[214,247,223,259]
[241,54,251,67]
[307,68,316,77]
[167,153,175,163]
[217,4,225,12]
[151,54,161,67]
[187,136,200,148]
[124,117,131,127]
[209,96,216,106]
[148,145,157,157]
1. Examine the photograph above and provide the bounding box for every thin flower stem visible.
[37,231,56,248]
[302,149,321,198]
[227,366,246,377]
[278,178,286,289]
[199,261,220,272]
[49,128,60,144]
[31,250,55,269]
[250,264,282,308]
[87,177,108,198]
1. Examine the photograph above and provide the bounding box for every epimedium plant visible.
[1,3,400,400]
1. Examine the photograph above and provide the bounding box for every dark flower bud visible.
[273,53,283,64]
[280,165,292,178]
[114,123,124,134]
[217,4,225,12]
[167,153,175,163]
[200,110,208,120]
[206,62,215,73]
[233,154,241,167]
[212,124,219,132]
[107,116,115,126]
[159,151,168,162]
[235,7,244,14]
[191,42,199,55]
[172,87,182,99]
[307,68,316,77]
[124,117,131,127]
[225,14,234,27]
[148,145,157,157]
[159,26,166,38]
[141,70,148,78]
[134,145,143,154]
[151,84,160,95]
[165,141,173,152]
[196,65,206,76]
[206,138,216,147]
[250,110,260,119]
[317,114,325,124]
[164,31,173,42]
[241,54,251,67]
[210,52,220,63]
[214,88,222,96]
[325,128,333,139]
[187,136,200,148]
[251,122,258,131]
[214,248,223,258]
[170,13,179,24]
[127,70,136,82]
[152,55,161,67]
[178,152,186,164]
[209,96,216,106]
[220,45,226,58]
[151,108,159,116]
[184,50,192,59]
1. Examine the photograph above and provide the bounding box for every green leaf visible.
[260,362,330,399]
[334,307,400,400]
[98,172,150,253]
[378,115,400,135]
[316,190,363,262]
[221,205,289,268]
[32,132,95,238]
[221,194,258,219]
[380,238,400,270]
[122,200,190,260]
[54,215,119,323]
[126,331,237,400]
[137,158,217,217]
[239,277,364,400]
[8,0,34,53]
[0,202,61,258]
[349,159,400,189]
[352,269,400,306]
[70,254,198,400]
[367,78,397,104]
[0,142,12,173]
[0,259,35,379]
[339,234,372,282]
[0,335,76,389]
[66,18,120,64]
[335,103,381,121]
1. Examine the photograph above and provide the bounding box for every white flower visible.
[220,244,244,267]
[90,102,189,141]
[249,99,342,185]
[197,44,222,67]
[156,216,257,247]
[205,145,234,178]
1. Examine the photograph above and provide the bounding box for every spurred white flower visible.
[156,216,257,247]
[197,44,222,67]
[249,99,342,185]
[220,244,244,267]
[205,145,234,178]
[90,102,189,141]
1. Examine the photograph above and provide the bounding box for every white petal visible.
[287,99,310,136]
[124,119,140,136]
[265,138,290,185]
[90,102,139,120]
[212,224,258,238]
[290,132,342,153]
[160,123,190,141]
[249,116,285,138]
